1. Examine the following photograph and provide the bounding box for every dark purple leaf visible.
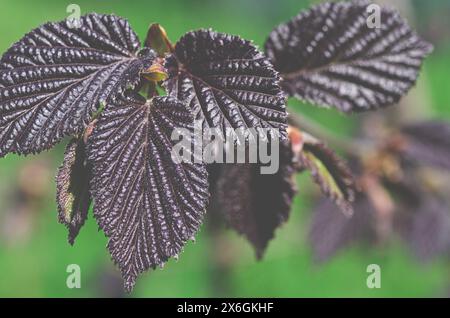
[265,0,433,112]
[401,121,450,170]
[0,13,156,157]
[215,141,297,258]
[56,138,91,245]
[165,29,287,138]
[87,93,209,292]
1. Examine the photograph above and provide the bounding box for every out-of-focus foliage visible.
[309,120,450,264]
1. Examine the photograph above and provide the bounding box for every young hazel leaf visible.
[0,13,156,157]
[265,0,433,112]
[87,93,209,292]
[165,29,288,138]
[145,23,174,57]
[215,141,297,258]
[56,138,91,245]
[299,139,355,216]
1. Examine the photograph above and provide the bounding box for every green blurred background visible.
[0,0,449,297]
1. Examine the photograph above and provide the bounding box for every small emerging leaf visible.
[298,133,355,216]
[56,138,91,245]
[145,23,174,57]
[165,29,288,139]
[265,0,433,112]
[87,93,209,292]
[142,62,168,82]
[0,13,156,157]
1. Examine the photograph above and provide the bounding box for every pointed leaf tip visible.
[87,93,209,291]
[145,23,174,57]
[215,141,297,257]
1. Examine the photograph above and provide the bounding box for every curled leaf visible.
[215,141,297,258]
[87,93,209,292]
[299,135,355,216]
[0,13,156,157]
[142,62,168,82]
[265,0,433,112]
[165,29,287,138]
[56,138,91,245]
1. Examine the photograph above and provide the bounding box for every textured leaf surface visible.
[0,13,156,157]
[400,121,450,170]
[299,140,355,215]
[87,94,209,291]
[265,0,433,112]
[215,141,297,258]
[165,29,287,138]
[56,138,91,245]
